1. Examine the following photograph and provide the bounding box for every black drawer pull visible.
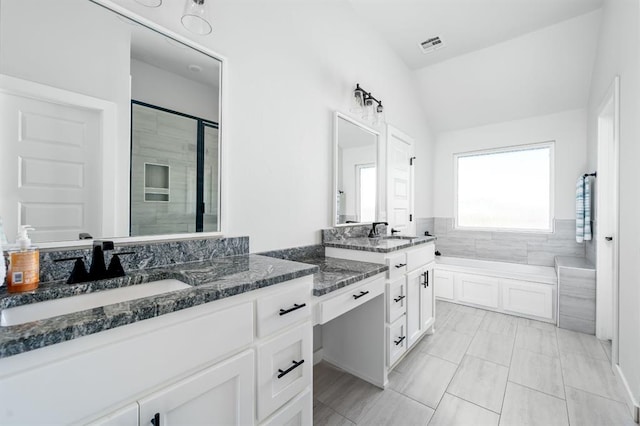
[277,359,305,379]
[151,413,160,426]
[279,303,306,316]
[422,271,429,288]
[353,290,370,300]
[395,263,407,268]
[394,295,406,303]
[394,336,406,346]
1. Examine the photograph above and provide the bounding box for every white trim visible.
[613,364,640,423]
[453,141,555,233]
[333,111,380,227]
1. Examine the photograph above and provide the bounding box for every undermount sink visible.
[1,279,191,327]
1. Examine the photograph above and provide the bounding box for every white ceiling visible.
[347,0,603,70]
[413,10,602,132]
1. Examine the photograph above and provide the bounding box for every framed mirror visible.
[0,0,223,247]
[333,112,380,226]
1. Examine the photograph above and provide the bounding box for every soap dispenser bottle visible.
[7,226,40,293]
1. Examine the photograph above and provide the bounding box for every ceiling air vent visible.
[420,36,444,54]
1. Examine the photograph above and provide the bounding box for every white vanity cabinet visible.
[325,242,436,370]
[0,276,314,426]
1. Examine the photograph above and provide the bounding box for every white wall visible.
[108,0,435,252]
[414,11,601,132]
[433,109,587,221]
[131,59,219,121]
[586,0,640,410]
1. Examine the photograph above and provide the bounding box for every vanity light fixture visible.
[351,83,385,126]
[182,0,213,35]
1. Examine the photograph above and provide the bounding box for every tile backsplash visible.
[38,236,249,283]
[418,217,584,266]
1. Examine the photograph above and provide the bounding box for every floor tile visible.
[466,329,514,366]
[313,399,354,426]
[357,389,434,425]
[447,355,509,413]
[556,328,608,360]
[390,353,458,409]
[479,311,517,337]
[455,304,488,317]
[393,345,423,374]
[499,382,568,426]
[443,311,484,335]
[565,386,636,426]
[434,307,454,329]
[418,328,473,364]
[515,324,559,357]
[560,352,625,402]
[314,371,383,422]
[517,317,557,331]
[428,393,499,426]
[314,362,346,396]
[508,348,564,399]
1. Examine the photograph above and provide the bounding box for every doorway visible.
[386,125,416,235]
[595,76,619,362]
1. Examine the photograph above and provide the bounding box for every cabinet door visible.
[88,403,139,426]
[420,267,434,331]
[138,350,254,426]
[387,276,407,323]
[502,278,554,320]
[260,389,312,426]
[406,266,425,347]
[434,269,454,300]
[387,314,408,366]
[456,273,500,309]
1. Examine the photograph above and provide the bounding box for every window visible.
[455,143,553,232]
[356,164,376,223]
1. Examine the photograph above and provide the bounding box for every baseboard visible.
[321,355,386,388]
[313,349,323,366]
[614,364,640,423]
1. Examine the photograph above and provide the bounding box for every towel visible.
[576,176,592,242]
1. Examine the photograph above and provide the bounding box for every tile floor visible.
[313,300,635,426]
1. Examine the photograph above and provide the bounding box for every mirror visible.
[0,0,222,245]
[334,113,379,226]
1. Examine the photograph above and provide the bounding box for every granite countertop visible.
[324,235,436,253]
[294,256,388,296]
[0,254,318,359]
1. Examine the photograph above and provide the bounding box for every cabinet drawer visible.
[386,252,408,280]
[260,388,312,426]
[434,269,454,300]
[257,281,312,338]
[387,315,407,367]
[387,277,407,323]
[317,276,385,324]
[257,323,312,421]
[406,244,435,272]
[456,273,499,308]
[502,278,554,320]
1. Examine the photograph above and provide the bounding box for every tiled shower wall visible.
[417,217,585,267]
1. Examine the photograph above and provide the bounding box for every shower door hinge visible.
[409,157,416,166]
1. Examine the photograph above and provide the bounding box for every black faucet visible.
[54,241,135,284]
[368,222,388,238]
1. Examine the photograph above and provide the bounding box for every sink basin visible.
[1,279,191,327]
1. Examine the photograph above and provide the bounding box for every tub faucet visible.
[368,222,388,238]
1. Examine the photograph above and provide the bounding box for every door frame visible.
[595,77,620,347]
[386,125,416,235]
[0,74,119,246]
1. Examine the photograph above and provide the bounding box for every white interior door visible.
[0,92,102,243]
[387,125,415,235]
[596,77,620,347]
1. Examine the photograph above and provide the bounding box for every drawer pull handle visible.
[279,303,306,316]
[151,413,160,426]
[353,290,370,300]
[395,263,407,268]
[422,271,429,288]
[394,336,406,346]
[277,359,305,379]
[394,295,406,303]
